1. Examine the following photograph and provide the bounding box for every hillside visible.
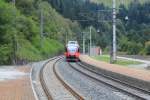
[0,0,150,65]
[0,0,80,64]
[48,0,150,56]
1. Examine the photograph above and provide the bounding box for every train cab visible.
[65,41,80,62]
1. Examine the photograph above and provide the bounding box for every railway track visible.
[39,57,84,100]
[78,63,150,94]
[39,57,57,100]
[68,62,150,100]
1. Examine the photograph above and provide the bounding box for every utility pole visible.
[12,0,15,5]
[40,9,44,48]
[82,32,85,54]
[120,0,124,5]
[12,35,17,64]
[12,0,16,64]
[89,26,92,56]
[65,29,68,45]
[112,0,117,62]
[88,42,90,56]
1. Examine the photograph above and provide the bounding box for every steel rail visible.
[53,59,84,100]
[40,57,59,100]
[40,57,84,100]
[78,62,150,95]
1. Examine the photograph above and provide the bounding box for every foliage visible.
[126,42,143,55]
[48,0,150,55]
[0,0,79,64]
[16,39,42,61]
[0,0,150,65]
[145,41,150,55]
[0,44,12,64]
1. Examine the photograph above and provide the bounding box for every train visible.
[65,41,80,62]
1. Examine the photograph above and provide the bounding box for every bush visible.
[17,39,42,61]
[17,38,64,62]
[0,44,12,64]
[127,42,143,55]
[145,41,150,55]
[40,38,64,57]
[119,36,129,52]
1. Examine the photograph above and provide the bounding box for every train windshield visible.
[67,46,78,53]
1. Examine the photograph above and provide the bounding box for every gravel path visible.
[57,59,135,100]
[117,56,150,69]
[118,55,150,61]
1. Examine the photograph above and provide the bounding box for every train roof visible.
[66,41,79,47]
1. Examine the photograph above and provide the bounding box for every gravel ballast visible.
[57,59,135,100]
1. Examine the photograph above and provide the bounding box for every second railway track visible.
[68,62,150,100]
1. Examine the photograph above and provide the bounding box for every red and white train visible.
[65,41,80,62]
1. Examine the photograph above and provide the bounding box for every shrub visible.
[127,42,143,55]
[145,41,150,55]
[0,44,12,64]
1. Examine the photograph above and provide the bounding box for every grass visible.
[92,55,142,66]
[17,38,64,62]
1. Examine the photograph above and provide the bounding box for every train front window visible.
[67,47,77,53]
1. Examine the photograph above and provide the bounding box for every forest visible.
[0,0,150,64]
[0,0,81,64]
[48,0,150,55]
